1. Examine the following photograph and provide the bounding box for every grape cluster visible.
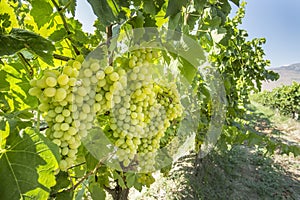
[29,56,84,171]
[105,49,183,171]
[30,47,184,172]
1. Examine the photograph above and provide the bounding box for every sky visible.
[75,0,300,68]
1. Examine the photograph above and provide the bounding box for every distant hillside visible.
[262,63,300,91]
[272,63,300,71]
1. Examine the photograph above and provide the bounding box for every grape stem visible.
[53,53,72,61]
[106,24,114,65]
[68,160,102,191]
[17,52,33,78]
[63,152,114,192]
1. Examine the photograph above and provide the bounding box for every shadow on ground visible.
[166,103,300,200]
[169,146,300,200]
[244,103,300,147]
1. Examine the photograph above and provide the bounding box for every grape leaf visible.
[0,121,9,149]
[0,13,11,34]
[30,0,53,29]
[229,0,240,7]
[125,172,137,188]
[165,0,188,17]
[0,34,25,56]
[48,28,67,42]
[59,0,77,16]
[0,128,58,200]
[87,0,117,26]
[143,0,157,15]
[0,28,55,65]
[0,71,10,91]
[179,57,197,84]
[112,171,126,189]
[90,183,106,200]
[194,0,206,13]
[51,171,70,192]
[129,10,145,28]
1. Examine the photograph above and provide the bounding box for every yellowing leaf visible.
[0,121,9,149]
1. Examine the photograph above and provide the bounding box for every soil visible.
[129,103,300,200]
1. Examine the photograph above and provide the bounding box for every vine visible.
[0,0,296,200]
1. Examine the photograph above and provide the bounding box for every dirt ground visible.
[129,103,300,200]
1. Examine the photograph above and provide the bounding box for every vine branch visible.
[17,52,33,77]
[106,24,113,65]
[51,0,80,55]
[53,53,72,61]
[67,160,102,191]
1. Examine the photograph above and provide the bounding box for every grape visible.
[59,160,68,171]
[28,87,42,96]
[36,78,47,88]
[90,62,100,72]
[73,61,82,70]
[54,88,67,102]
[109,72,120,81]
[83,68,93,77]
[44,87,56,97]
[55,114,64,123]
[45,77,57,87]
[77,86,87,96]
[57,74,69,86]
[104,66,114,74]
[96,70,105,80]
[38,103,50,112]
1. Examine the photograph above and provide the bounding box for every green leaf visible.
[90,183,106,200]
[179,57,197,84]
[0,71,10,91]
[125,172,137,188]
[59,0,77,16]
[0,128,58,200]
[0,121,9,149]
[143,0,157,15]
[167,12,182,31]
[51,171,70,192]
[130,10,145,28]
[165,0,188,17]
[55,190,74,200]
[48,28,67,42]
[194,0,207,13]
[229,0,240,7]
[112,171,126,189]
[11,28,55,65]
[0,13,12,34]
[87,0,117,26]
[30,0,53,29]
[85,152,99,171]
[75,183,86,200]
[0,34,25,56]
[0,28,55,65]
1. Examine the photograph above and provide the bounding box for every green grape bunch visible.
[29,55,84,171]
[30,47,184,172]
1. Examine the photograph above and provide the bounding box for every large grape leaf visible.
[0,128,59,200]
[165,0,188,17]
[0,28,55,65]
[87,0,117,26]
[30,0,53,28]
